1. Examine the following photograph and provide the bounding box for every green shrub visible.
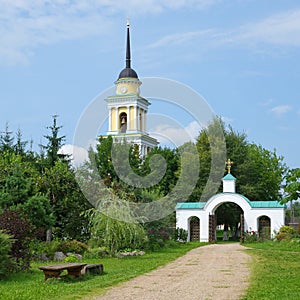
[276,225,296,241]
[174,228,188,242]
[0,230,14,278]
[87,209,147,254]
[83,247,109,259]
[276,232,292,241]
[279,225,295,235]
[64,254,79,263]
[30,240,60,260]
[243,231,259,243]
[56,240,89,255]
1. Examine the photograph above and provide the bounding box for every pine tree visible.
[42,115,68,167]
[0,123,14,153]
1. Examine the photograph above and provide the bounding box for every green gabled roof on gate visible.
[175,202,206,209]
[249,201,285,208]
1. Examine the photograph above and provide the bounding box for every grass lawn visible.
[0,242,205,300]
[242,241,300,300]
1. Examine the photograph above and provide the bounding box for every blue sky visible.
[0,0,299,169]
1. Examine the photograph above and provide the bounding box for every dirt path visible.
[95,243,251,300]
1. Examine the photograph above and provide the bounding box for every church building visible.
[104,20,158,156]
[176,159,286,242]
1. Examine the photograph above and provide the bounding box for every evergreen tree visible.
[14,128,27,156]
[0,123,14,153]
[42,115,67,167]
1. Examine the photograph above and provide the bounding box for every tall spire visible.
[118,18,138,79]
[126,18,131,69]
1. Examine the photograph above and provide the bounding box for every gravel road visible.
[95,243,251,300]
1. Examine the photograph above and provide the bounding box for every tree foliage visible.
[0,230,14,277]
[87,205,147,254]
[282,168,300,203]
[192,119,286,201]
[0,119,91,244]
[0,209,33,271]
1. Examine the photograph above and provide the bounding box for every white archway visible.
[176,192,285,242]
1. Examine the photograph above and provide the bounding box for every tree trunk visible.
[46,227,52,242]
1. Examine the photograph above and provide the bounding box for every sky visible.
[0,0,299,169]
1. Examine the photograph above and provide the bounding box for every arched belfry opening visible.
[214,202,243,241]
[119,112,127,133]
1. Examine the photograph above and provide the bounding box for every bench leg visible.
[43,270,63,281]
[67,267,83,278]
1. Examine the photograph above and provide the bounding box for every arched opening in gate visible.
[214,202,243,241]
[189,216,200,241]
[258,215,271,240]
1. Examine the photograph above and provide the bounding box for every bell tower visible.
[105,20,158,156]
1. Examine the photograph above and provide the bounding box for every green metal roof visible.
[222,173,236,180]
[175,202,206,209]
[249,201,285,208]
[176,197,285,210]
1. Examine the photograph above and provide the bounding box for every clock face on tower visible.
[120,86,127,94]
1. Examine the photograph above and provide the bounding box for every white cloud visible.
[221,116,233,124]
[259,99,273,107]
[236,9,300,47]
[0,0,219,65]
[148,29,215,49]
[148,9,300,55]
[270,105,292,116]
[59,144,89,167]
[150,121,201,147]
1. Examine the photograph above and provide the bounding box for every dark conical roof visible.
[118,20,138,79]
[118,67,138,79]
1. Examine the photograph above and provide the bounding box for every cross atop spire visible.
[226,158,233,174]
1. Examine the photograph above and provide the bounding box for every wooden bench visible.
[39,263,87,280]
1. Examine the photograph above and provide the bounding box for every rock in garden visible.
[54,251,66,261]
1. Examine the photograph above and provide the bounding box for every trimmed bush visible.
[56,240,89,255]
[0,230,14,278]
